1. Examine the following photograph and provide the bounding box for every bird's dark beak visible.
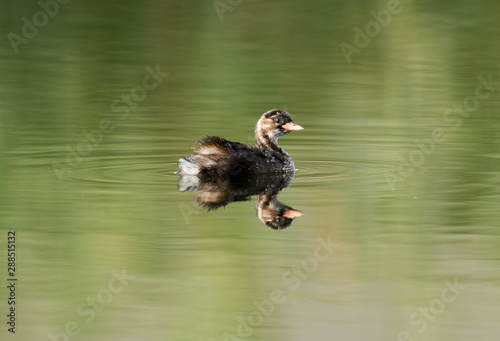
[283,209,304,219]
[282,122,304,131]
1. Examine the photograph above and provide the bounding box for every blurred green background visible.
[0,0,500,340]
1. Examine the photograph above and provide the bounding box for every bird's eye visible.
[276,217,282,223]
[274,118,282,125]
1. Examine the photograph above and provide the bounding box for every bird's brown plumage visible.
[178,109,303,177]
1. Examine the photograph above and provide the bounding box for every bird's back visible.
[178,136,294,177]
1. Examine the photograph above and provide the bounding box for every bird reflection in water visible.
[178,170,303,230]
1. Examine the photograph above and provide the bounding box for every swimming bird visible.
[178,109,303,178]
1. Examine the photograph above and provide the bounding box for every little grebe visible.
[178,109,303,177]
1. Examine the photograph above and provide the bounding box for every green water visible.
[1,0,500,340]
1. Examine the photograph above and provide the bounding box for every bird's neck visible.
[256,193,279,222]
[255,123,282,153]
[256,132,281,152]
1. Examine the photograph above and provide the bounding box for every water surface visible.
[1,1,500,340]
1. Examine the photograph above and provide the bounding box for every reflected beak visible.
[282,122,304,131]
[283,209,304,219]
